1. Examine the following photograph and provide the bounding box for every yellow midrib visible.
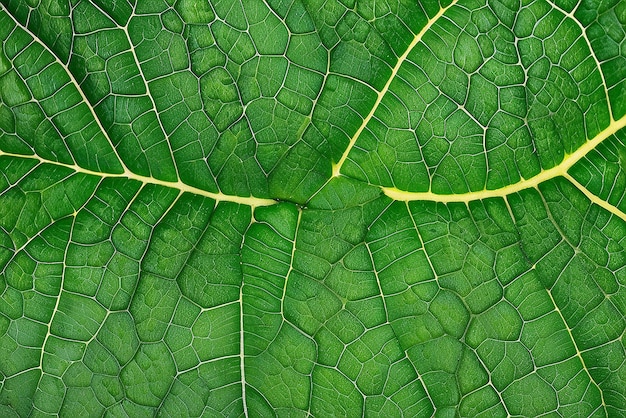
[1,6,276,208]
[383,113,626,201]
[4,107,624,211]
[0,151,278,208]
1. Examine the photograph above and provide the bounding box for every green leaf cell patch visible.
[0,0,625,416]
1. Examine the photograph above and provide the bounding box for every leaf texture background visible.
[0,0,625,416]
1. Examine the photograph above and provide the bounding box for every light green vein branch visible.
[0,151,277,208]
[564,172,626,223]
[1,5,133,176]
[332,0,459,177]
[383,113,626,210]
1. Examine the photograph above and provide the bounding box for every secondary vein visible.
[332,0,459,177]
[1,5,133,177]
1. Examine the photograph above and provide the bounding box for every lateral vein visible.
[332,0,459,177]
[1,5,133,176]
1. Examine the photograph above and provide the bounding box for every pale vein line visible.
[239,277,249,418]
[536,189,609,415]
[564,172,626,222]
[365,240,390,324]
[383,112,626,205]
[281,208,302,317]
[0,151,277,207]
[331,0,459,177]
[1,5,132,176]
[37,204,81,372]
[84,0,182,179]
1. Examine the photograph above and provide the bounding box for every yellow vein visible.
[564,172,626,223]
[331,0,459,177]
[383,112,626,204]
[0,151,277,207]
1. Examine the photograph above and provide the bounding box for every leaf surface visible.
[0,0,625,416]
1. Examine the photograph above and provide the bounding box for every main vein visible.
[0,151,277,207]
[331,0,459,177]
[383,112,626,213]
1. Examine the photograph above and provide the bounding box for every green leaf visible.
[1,0,625,416]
